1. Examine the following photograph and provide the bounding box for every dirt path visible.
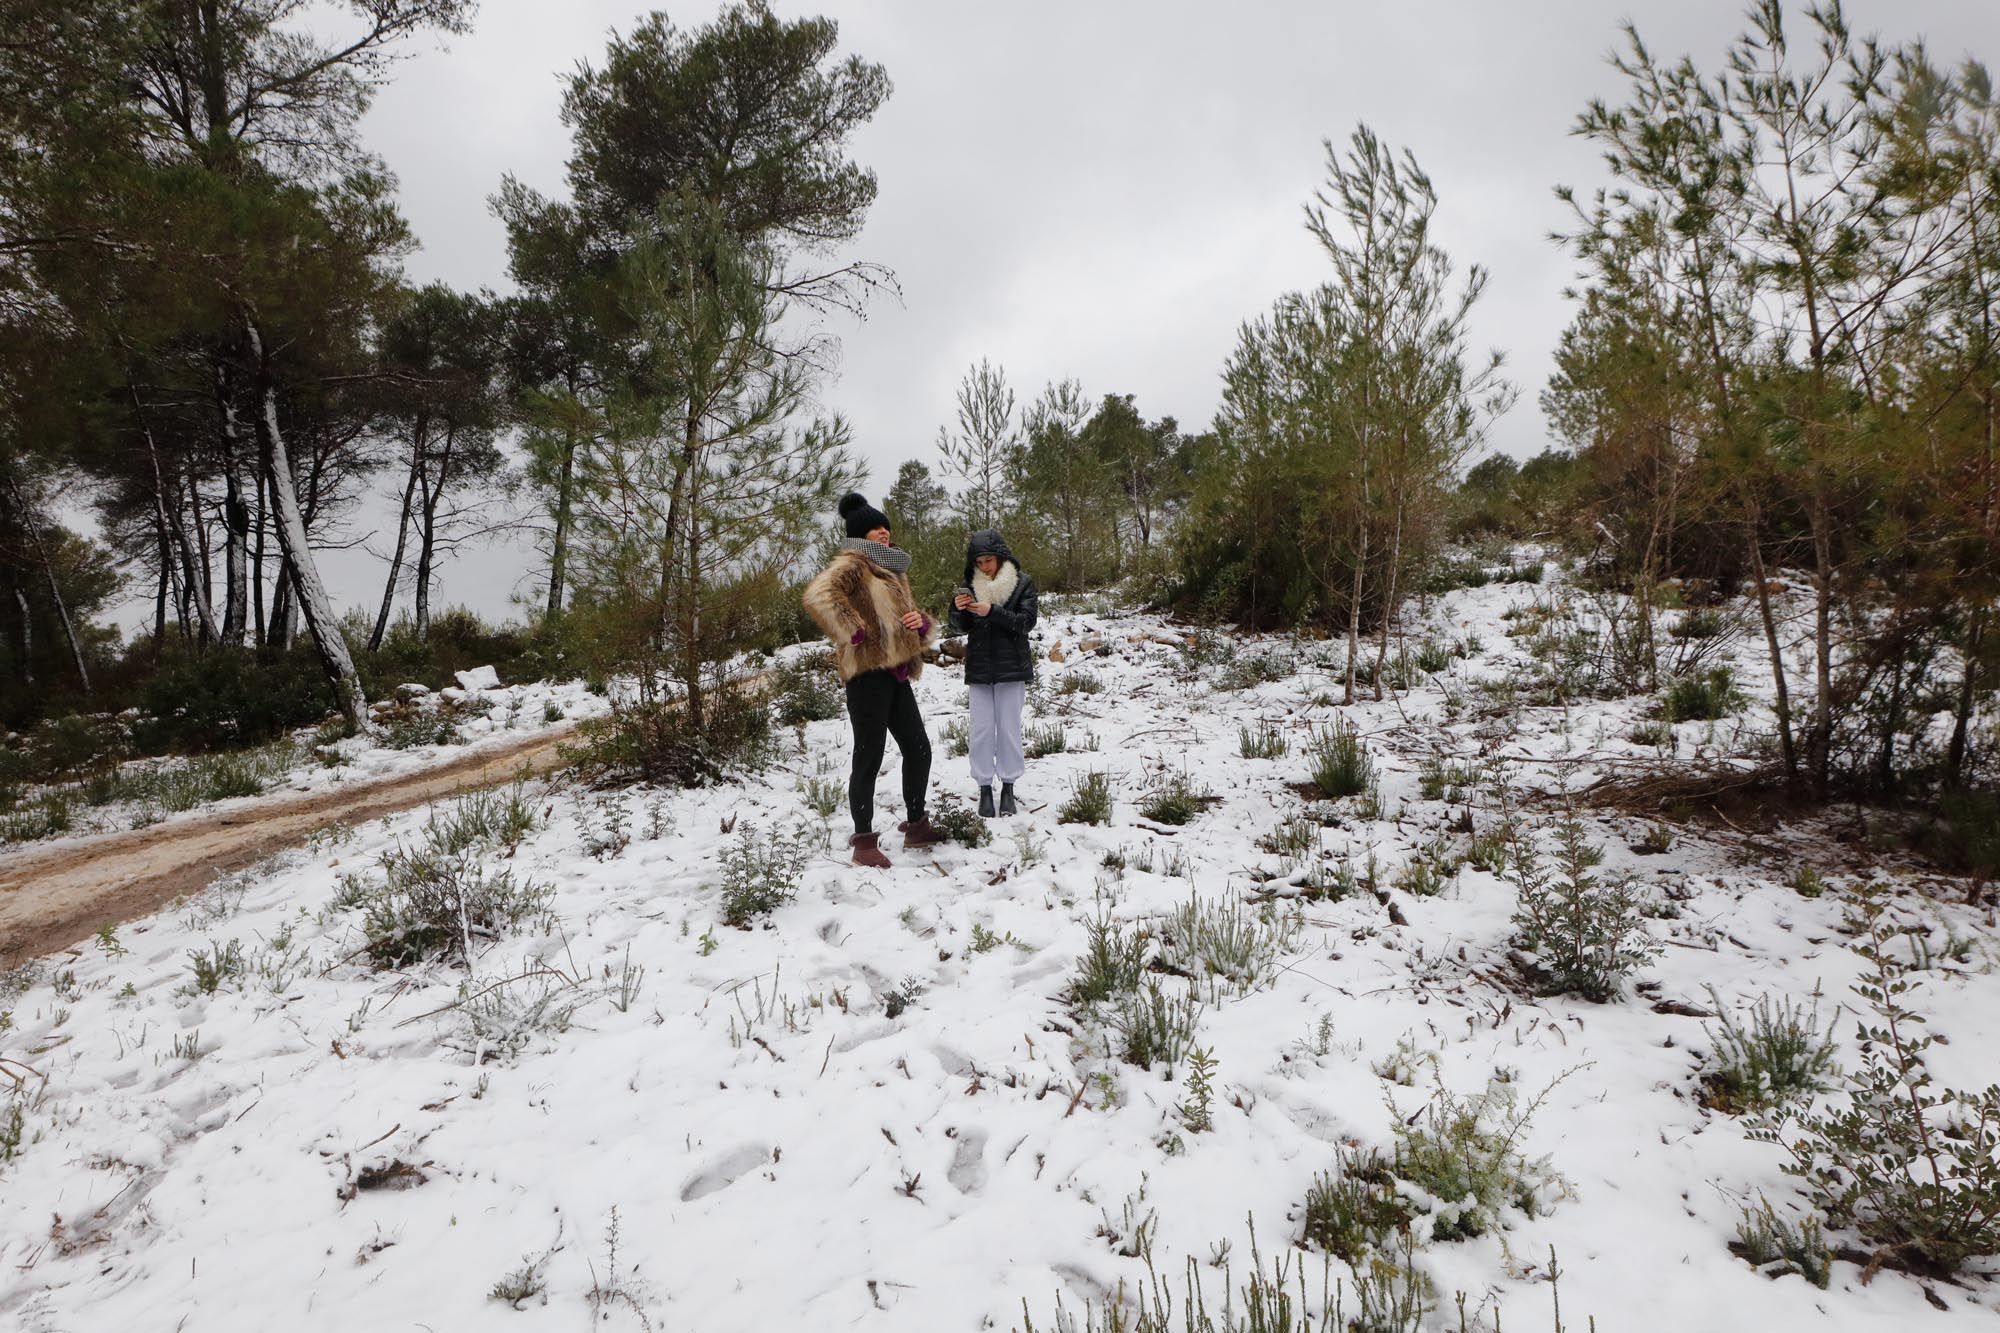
[0,726,578,968]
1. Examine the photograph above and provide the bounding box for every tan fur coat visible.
[801,549,937,683]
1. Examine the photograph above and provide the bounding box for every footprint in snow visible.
[679,1143,772,1202]
[947,1128,988,1195]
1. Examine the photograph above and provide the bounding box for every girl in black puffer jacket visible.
[949,529,1039,816]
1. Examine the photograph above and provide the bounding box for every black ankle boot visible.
[998,783,1017,817]
[978,786,995,818]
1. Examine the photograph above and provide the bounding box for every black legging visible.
[845,669,931,834]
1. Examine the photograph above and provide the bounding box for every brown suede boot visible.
[899,817,946,850]
[850,832,891,868]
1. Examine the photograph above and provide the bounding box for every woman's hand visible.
[953,593,973,610]
[900,610,926,632]
[970,602,992,617]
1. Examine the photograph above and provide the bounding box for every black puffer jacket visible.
[949,529,1039,685]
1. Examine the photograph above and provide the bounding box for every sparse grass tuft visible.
[1307,717,1373,799]
[1058,771,1114,825]
[1238,721,1288,759]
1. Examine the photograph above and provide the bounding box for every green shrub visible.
[769,648,842,727]
[1108,979,1202,1070]
[1025,722,1068,758]
[929,793,991,848]
[1160,891,1294,993]
[1138,774,1210,826]
[1734,1197,1833,1288]
[940,716,970,757]
[1058,771,1114,825]
[1701,988,1840,1114]
[718,824,813,927]
[1663,667,1743,723]
[569,685,771,787]
[183,939,245,995]
[138,644,332,751]
[1307,717,1373,799]
[1505,808,1659,1001]
[1068,908,1149,1004]
[1216,648,1293,691]
[1390,1075,1565,1241]
[1058,670,1105,696]
[1238,721,1287,759]
[336,792,548,968]
[1301,1147,1408,1265]
[1757,897,2000,1276]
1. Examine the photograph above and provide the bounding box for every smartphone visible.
[952,585,973,604]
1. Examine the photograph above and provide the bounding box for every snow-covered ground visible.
[2,576,1996,1331]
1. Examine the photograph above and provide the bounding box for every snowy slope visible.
[2,578,1996,1332]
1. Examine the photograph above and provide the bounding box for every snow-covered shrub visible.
[181,939,245,995]
[570,685,771,787]
[1068,908,1149,1005]
[1732,1197,1832,1288]
[1108,979,1202,1071]
[1662,667,1743,723]
[1390,1074,1565,1241]
[1138,774,1209,826]
[718,824,814,926]
[1300,1147,1406,1265]
[1216,647,1293,691]
[1757,898,2000,1276]
[769,648,841,727]
[382,709,458,751]
[1059,669,1105,696]
[1307,718,1373,799]
[337,793,550,968]
[1700,987,1839,1114]
[1025,722,1068,758]
[1058,771,1114,825]
[1504,809,1658,1001]
[928,792,991,848]
[1159,891,1294,994]
[1238,721,1288,759]
[939,716,970,756]
[456,971,588,1062]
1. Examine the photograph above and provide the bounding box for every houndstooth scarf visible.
[839,537,912,575]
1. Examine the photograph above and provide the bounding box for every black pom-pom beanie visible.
[839,491,891,539]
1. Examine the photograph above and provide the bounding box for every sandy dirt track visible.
[0,726,577,967]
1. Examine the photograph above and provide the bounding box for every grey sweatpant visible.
[967,681,1028,786]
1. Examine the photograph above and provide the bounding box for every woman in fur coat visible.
[949,528,1039,817]
[801,493,942,867]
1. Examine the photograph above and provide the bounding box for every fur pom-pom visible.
[837,492,870,520]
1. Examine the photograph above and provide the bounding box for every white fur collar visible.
[973,561,1019,607]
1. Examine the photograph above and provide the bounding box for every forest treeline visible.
[0,2,1996,814]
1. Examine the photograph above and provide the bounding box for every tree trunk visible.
[1342,475,1370,707]
[413,420,455,644]
[252,467,267,645]
[545,429,576,618]
[268,562,296,649]
[1742,496,1797,782]
[215,361,251,646]
[11,586,31,684]
[245,314,366,732]
[1369,497,1405,702]
[370,415,426,652]
[1946,608,1985,789]
[5,476,89,694]
[1806,491,1835,795]
[683,463,704,730]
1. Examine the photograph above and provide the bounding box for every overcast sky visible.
[287,0,1999,627]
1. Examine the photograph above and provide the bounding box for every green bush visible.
[1108,979,1202,1070]
[769,648,843,727]
[569,685,771,787]
[1138,774,1209,826]
[1301,1147,1407,1265]
[337,793,549,969]
[929,793,990,848]
[1068,908,1149,1005]
[1758,897,2000,1277]
[1701,988,1840,1114]
[1058,771,1114,825]
[1663,667,1743,723]
[137,645,333,751]
[1734,1198,1833,1288]
[1390,1075,1565,1241]
[1025,722,1068,758]
[1307,717,1374,799]
[1238,721,1288,759]
[1505,809,1659,1001]
[718,824,813,927]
